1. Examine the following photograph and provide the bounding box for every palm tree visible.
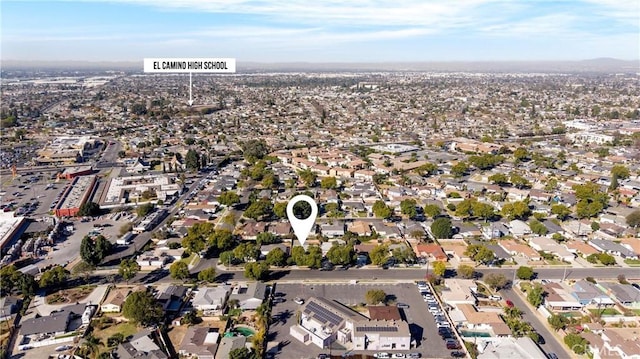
[78,334,103,359]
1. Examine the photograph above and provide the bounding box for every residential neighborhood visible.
[1,63,640,359]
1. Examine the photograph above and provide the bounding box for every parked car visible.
[489,295,502,301]
[505,299,514,307]
[408,353,421,359]
[391,354,406,359]
[374,353,391,359]
[397,303,410,309]
[294,297,305,305]
[446,339,460,350]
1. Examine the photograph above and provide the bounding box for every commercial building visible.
[59,165,93,180]
[35,136,99,165]
[54,175,97,217]
[103,174,182,205]
[290,297,412,351]
[0,211,27,252]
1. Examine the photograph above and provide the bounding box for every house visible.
[414,243,447,261]
[320,222,346,238]
[215,336,246,359]
[229,282,267,310]
[477,337,547,359]
[268,221,291,237]
[543,282,583,311]
[156,285,187,312]
[101,288,130,313]
[179,326,219,359]
[116,329,169,359]
[0,296,20,320]
[349,221,372,236]
[570,280,615,306]
[20,303,86,337]
[596,283,640,308]
[260,243,289,258]
[452,304,511,337]
[589,238,638,259]
[499,240,541,261]
[440,279,477,306]
[508,220,531,237]
[192,286,230,312]
[527,236,575,262]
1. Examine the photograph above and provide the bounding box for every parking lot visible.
[268,283,452,359]
[0,171,68,217]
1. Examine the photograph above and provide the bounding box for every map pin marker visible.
[286,194,318,246]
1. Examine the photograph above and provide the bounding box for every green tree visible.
[118,259,140,283]
[457,264,475,279]
[432,261,447,277]
[431,217,453,239]
[391,246,417,264]
[611,165,630,179]
[240,139,269,163]
[136,202,155,217]
[484,273,508,291]
[513,147,529,162]
[526,283,545,308]
[297,169,317,187]
[473,202,496,222]
[510,172,531,189]
[273,202,287,219]
[464,244,495,265]
[185,149,201,171]
[488,173,510,186]
[400,199,418,218]
[233,242,261,263]
[80,235,112,266]
[423,204,441,219]
[365,289,387,305]
[265,247,287,267]
[516,266,535,280]
[451,161,469,178]
[244,198,273,220]
[305,245,323,268]
[551,204,572,221]
[598,253,616,266]
[229,347,259,359]
[39,265,69,290]
[564,333,589,355]
[320,176,338,189]
[626,210,640,228]
[464,341,479,359]
[218,191,240,206]
[244,261,270,281]
[548,313,569,331]
[455,199,475,219]
[372,200,393,219]
[209,229,235,250]
[170,261,190,280]
[326,243,354,266]
[198,267,217,283]
[256,232,277,246]
[122,290,164,326]
[414,162,438,176]
[78,201,100,217]
[370,244,389,266]
[501,201,531,220]
[529,220,548,235]
[573,182,608,218]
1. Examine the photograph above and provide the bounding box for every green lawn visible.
[624,258,640,266]
[94,322,138,343]
[588,308,620,316]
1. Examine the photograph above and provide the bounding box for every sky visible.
[1,0,639,63]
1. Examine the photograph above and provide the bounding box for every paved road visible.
[501,287,571,358]
[108,265,640,285]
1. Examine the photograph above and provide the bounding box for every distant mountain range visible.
[1,58,638,73]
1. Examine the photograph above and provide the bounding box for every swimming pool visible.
[460,330,492,337]
[233,326,256,337]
